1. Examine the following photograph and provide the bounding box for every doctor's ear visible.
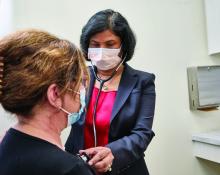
[47,84,62,108]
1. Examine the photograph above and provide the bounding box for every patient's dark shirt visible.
[0,128,95,175]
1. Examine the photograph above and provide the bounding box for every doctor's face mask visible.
[88,47,122,70]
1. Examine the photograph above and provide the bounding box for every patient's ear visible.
[47,84,62,108]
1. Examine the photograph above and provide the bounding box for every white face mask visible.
[88,48,122,70]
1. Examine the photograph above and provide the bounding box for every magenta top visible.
[84,87,117,148]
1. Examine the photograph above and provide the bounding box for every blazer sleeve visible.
[107,73,156,173]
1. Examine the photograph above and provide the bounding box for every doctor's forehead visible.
[89,30,121,43]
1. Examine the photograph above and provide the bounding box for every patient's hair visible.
[0,29,88,117]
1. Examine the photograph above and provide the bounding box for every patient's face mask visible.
[88,47,121,70]
[60,88,86,127]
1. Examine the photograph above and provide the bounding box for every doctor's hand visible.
[79,146,114,173]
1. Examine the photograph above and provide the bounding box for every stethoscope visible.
[90,58,125,147]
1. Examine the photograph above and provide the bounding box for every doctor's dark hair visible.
[0,29,88,117]
[80,9,136,62]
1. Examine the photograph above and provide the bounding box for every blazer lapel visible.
[111,64,137,122]
[86,65,137,123]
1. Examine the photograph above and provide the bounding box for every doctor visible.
[65,9,156,175]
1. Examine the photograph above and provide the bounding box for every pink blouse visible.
[84,87,117,148]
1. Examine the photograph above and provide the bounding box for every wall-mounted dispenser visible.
[187,65,220,110]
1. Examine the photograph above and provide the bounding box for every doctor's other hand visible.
[79,146,114,173]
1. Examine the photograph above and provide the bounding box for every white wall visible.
[1,0,220,174]
[0,0,13,36]
[0,0,17,134]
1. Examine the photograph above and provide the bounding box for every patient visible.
[0,29,94,175]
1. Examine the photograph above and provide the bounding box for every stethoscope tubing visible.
[90,57,125,147]
[91,64,116,147]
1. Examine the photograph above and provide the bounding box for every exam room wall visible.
[1,0,220,174]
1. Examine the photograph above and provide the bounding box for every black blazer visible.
[65,64,156,175]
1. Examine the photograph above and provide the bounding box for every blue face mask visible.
[60,88,86,127]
